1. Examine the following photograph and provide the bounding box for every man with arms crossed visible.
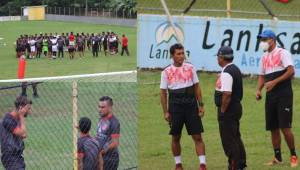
[256,29,298,167]
[160,43,206,170]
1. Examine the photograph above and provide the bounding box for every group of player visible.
[15,31,129,60]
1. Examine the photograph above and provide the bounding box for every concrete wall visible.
[45,14,136,27]
[0,16,21,22]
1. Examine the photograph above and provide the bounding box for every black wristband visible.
[198,101,204,107]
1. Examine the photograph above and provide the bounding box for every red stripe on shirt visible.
[111,134,120,138]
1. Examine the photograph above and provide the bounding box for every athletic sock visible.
[274,148,282,161]
[199,155,206,165]
[290,148,297,157]
[174,156,182,164]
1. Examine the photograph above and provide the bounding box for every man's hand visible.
[265,80,277,92]
[19,109,27,118]
[198,106,205,117]
[100,149,106,155]
[164,112,171,122]
[256,90,262,101]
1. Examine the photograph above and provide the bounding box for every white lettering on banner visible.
[137,14,300,77]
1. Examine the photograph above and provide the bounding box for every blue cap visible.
[217,46,234,59]
[257,29,276,39]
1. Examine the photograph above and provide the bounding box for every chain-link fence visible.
[46,6,137,19]
[137,0,300,21]
[0,72,137,170]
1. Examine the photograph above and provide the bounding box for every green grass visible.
[137,0,300,20]
[0,81,137,169]
[138,70,300,170]
[0,20,136,79]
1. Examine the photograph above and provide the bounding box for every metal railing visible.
[137,0,300,21]
[46,6,136,19]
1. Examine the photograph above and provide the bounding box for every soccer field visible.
[0,80,137,170]
[0,21,136,79]
[138,70,300,170]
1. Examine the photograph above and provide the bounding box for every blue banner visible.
[137,14,300,77]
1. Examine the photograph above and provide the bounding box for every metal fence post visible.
[74,7,75,16]
[227,0,231,18]
[54,6,56,15]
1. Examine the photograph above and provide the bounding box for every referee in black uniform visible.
[215,46,247,170]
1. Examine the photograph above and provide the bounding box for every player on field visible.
[91,34,100,57]
[36,34,43,58]
[160,43,206,170]
[102,32,109,56]
[42,35,49,57]
[28,36,36,59]
[121,34,129,56]
[256,30,298,167]
[50,36,58,59]
[68,32,76,59]
[57,35,65,58]
[77,35,85,58]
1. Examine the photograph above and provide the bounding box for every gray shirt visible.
[0,113,25,168]
[77,135,101,170]
[96,114,120,160]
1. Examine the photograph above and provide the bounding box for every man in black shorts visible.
[102,32,108,56]
[57,35,65,58]
[77,35,85,57]
[0,96,32,170]
[215,46,247,170]
[36,34,43,58]
[160,43,206,170]
[256,30,298,167]
[77,117,102,170]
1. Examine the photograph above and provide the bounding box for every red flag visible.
[276,0,289,3]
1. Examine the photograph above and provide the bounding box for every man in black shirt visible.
[77,117,102,170]
[57,35,65,58]
[215,46,247,170]
[0,96,32,170]
[92,34,99,57]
